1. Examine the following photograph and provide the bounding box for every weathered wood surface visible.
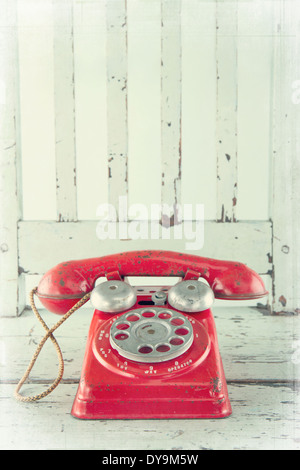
[0,307,299,449]
[1,382,299,450]
[0,0,24,316]
[161,0,182,219]
[53,0,77,222]
[106,0,128,213]
[271,1,300,314]
[18,220,272,275]
[215,0,238,223]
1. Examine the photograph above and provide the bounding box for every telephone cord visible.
[14,287,91,402]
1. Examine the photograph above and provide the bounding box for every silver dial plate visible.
[109,307,194,363]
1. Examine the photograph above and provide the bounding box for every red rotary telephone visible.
[15,250,267,419]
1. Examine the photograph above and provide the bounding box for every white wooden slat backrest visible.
[106,0,128,211]
[0,0,299,315]
[161,0,182,218]
[53,0,77,222]
[272,1,300,313]
[0,0,25,315]
[216,0,238,223]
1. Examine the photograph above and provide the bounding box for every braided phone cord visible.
[14,288,90,402]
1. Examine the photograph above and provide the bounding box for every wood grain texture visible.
[215,0,238,223]
[0,0,25,316]
[161,0,182,221]
[271,0,300,314]
[53,0,77,222]
[1,382,299,450]
[106,0,128,213]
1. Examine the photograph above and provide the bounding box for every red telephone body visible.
[37,250,267,419]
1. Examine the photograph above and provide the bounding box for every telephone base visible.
[71,396,231,420]
[71,306,232,420]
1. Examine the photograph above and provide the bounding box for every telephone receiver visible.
[15,250,267,419]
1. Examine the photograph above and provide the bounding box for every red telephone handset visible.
[36,250,267,314]
[16,250,267,419]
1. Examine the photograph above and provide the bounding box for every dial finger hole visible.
[114,332,129,341]
[126,314,140,322]
[142,311,156,318]
[156,343,171,353]
[158,311,172,320]
[138,345,153,354]
[170,317,184,326]
[169,337,184,346]
[116,322,130,330]
[175,327,189,336]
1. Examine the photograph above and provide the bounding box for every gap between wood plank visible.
[3,378,299,388]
